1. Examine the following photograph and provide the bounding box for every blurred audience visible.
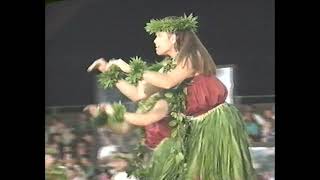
[45,103,275,179]
[241,104,275,143]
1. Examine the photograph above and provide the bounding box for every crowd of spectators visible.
[45,103,275,179]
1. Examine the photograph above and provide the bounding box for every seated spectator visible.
[262,109,275,143]
[45,147,68,180]
[97,145,136,180]
[66,165,87,180]
[243,111,261,142]
[62,127,76,146]
[48,133,64,158]
[73,139,89,158]
[75,114,95,135]
[80,155,96,179]
[45,148,58,170]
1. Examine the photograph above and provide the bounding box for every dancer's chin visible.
[155,50,163,56]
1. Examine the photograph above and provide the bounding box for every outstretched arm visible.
[124,99,169,126]
[87,58,131,73]
[88,58,161,102]
[83,104,133,134]
[115,80,161,102]
[142,59,194,89]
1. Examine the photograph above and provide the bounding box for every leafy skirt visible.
[184,103,256,180]
[142,103,256,180]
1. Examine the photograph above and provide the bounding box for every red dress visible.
[144,75,256,180]
[143,74,227,149]
[144,117,171,149]
[186,75,228,116]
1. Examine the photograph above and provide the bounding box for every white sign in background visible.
[216,67,234,104]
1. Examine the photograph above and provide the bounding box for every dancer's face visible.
[153,32,176,56]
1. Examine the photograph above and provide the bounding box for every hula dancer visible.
[86,14,256,180]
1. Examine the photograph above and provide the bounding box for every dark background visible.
[45,0,274,106]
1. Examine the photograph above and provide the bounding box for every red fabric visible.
[144,117,171,149]
[186,75,228,116]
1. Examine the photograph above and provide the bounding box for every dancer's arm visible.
[115,80,161,102]
[87,58,131,73]
[84,104,133,134]
[142,59,194,89]
[123,99,169,126]
[87,58,161,102]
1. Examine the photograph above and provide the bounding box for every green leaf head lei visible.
[145,13,199,35]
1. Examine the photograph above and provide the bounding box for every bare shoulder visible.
[175,58,194,77]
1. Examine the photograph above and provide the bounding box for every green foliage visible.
[45,165,67,180]
[97,65,126,89]
[107,102,127,124]
[125,56,147,85]
[146,61,164,72]
[91,113,108,127]
[137,94,162,113]
[161,58,177,73]
[164,86,186,113]
[145,14,198,34]
[126,142,150,179]
[90,103,126,128]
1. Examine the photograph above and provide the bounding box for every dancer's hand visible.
[98,103,114,115]
[87,58,130,73]
[98,103,131,134]
[87,58,108,72]
[83,104,99,117]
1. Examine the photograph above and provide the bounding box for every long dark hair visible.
[173,31,216,75]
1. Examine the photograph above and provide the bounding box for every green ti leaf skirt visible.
[142,103,257,180]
